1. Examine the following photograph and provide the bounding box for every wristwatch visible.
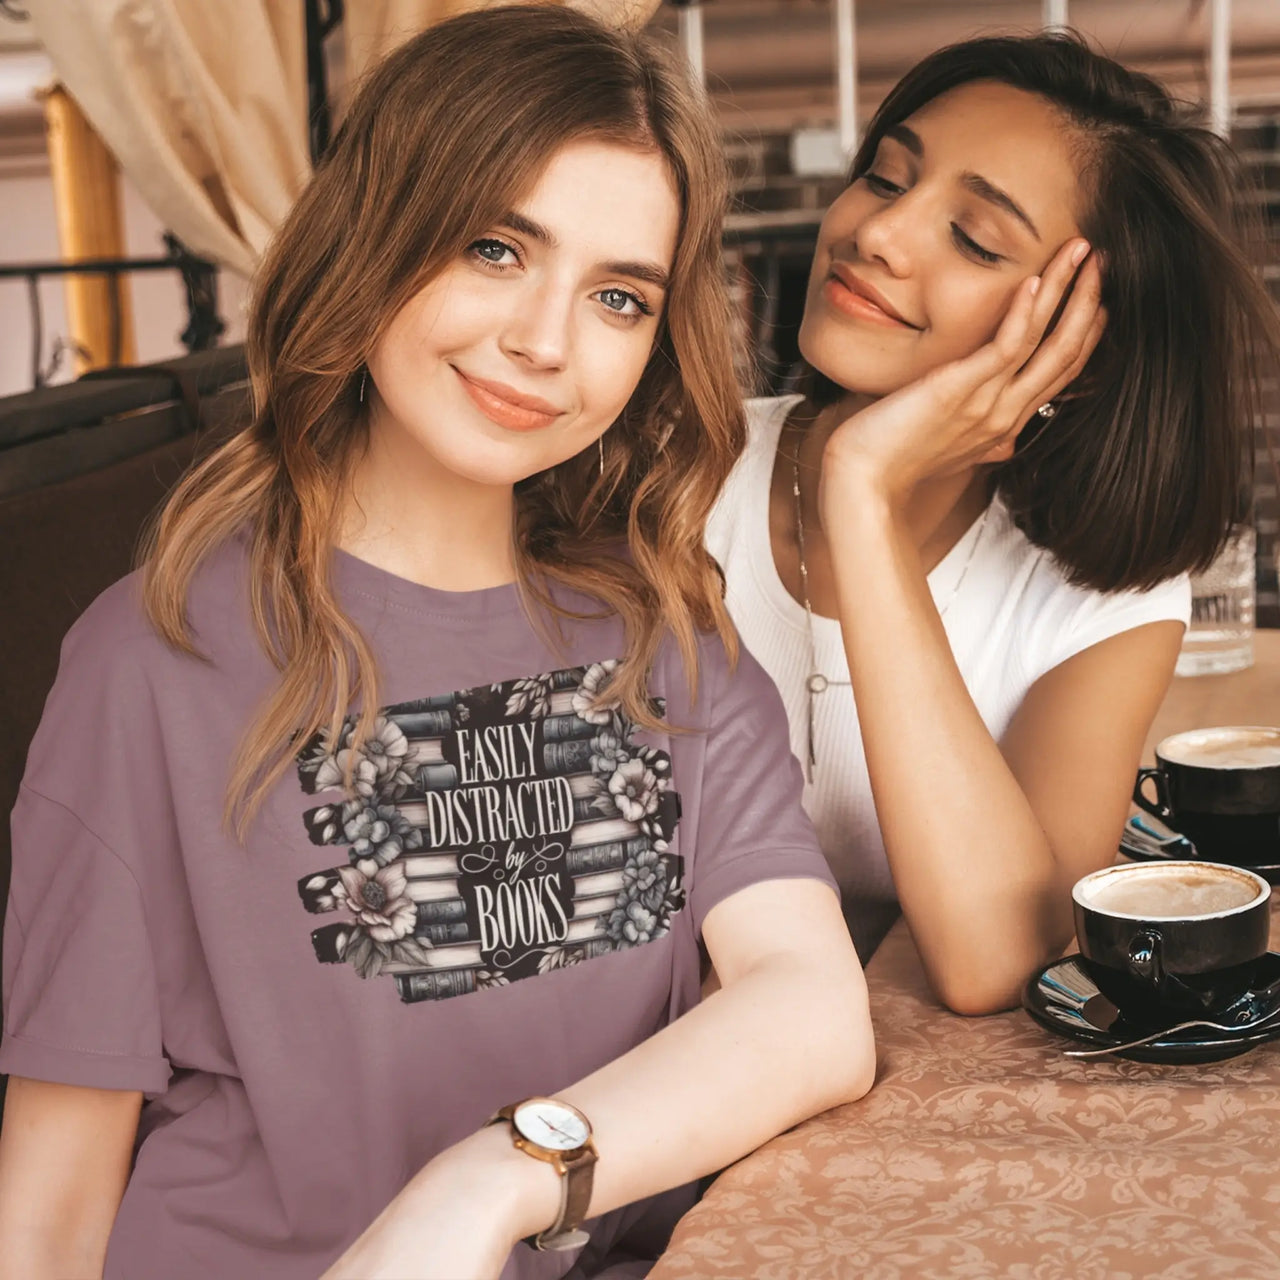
[487,1097,598,1251]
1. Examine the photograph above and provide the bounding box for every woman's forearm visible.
[554,932,873,1226]
[0,1078,141,1280]
[826,482,1063,1011]
[0,1232,107,1280]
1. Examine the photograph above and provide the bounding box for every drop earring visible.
[358,369,367,404]
[598,436,605,480]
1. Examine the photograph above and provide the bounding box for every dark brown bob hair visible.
[816,31,1279,592]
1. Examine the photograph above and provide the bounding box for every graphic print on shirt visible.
[295,661,683,1003]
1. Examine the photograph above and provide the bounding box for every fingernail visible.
[1029,276,1042,296]
[1071,241,1091,266]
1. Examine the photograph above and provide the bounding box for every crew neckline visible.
[331,546,526,622]
[743,394,992,637]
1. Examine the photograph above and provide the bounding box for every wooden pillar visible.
[42,85,136,374]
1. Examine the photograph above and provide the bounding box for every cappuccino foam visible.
[1159,726,1280,771]
[1088,867,1261,918]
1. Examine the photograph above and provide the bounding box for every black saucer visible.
[1022,952,1280,1064]
[1119,814,1280,886]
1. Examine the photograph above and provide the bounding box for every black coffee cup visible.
[1072,860,1272,1026]
[1133,726,1280,865]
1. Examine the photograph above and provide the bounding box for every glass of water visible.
[1176,525,1256,677]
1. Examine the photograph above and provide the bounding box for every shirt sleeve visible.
[685,641,838,936]
[1035,574,1192,684]
[1,579,172,1094]
[2,785,169,1092]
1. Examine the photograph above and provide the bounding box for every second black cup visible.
[1133,726,1280,865]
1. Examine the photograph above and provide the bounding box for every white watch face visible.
[513,1100,590,1151]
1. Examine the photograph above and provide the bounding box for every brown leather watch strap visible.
[534,1144,597,1250]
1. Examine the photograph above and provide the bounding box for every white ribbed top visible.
[707,395,1192,960]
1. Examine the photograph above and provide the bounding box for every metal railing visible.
[0,234,223,389]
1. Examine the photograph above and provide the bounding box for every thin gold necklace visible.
[790,447,990,781]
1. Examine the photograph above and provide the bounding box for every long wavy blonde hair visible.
[143,4,744,833]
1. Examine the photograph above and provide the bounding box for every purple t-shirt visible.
[2,539,835,1279]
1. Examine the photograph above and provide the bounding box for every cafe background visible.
[0,0,1278,1001]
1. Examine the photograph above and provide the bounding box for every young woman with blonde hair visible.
[709,32,1279,1015]
[0,8,873,1277]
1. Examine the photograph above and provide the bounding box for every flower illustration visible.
[633,744,672,789]
[608,758,661,822]
[362,717,413,788]
[343,803,423,865]
[314,747,380,799]
[573,660,620,725]
[306,716,414,802]
[333,859,417,942]
[607,900,660,946]
[621,846,669,913]
[296,720,355,792]
[605,843,682,948]
[588,730,629,775]
[295,732,335,784]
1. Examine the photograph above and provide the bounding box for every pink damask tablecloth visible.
[653,634,1280,1280]
[652,905,1280,1280]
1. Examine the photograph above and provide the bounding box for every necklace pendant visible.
[806,673,830,695]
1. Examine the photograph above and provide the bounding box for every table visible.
[1144,631,1280,762]
[652,632,1280,1280]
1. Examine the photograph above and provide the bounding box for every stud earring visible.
[1036,401,1058,420]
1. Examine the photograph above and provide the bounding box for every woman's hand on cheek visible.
[321,1124,560,1280]
[820,238,1106,514]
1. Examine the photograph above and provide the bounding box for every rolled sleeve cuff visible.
[690,846,839,938]
[0,1030,171,1094]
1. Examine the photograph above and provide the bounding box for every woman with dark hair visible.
[708,32,1276,1015]
[0,8,873,1278]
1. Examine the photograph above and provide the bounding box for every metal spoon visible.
[1065,1005,1280,1058]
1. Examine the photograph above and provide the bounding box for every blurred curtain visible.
[25,0,658,277]
[344,0,662,82]
[25,0,311,278]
